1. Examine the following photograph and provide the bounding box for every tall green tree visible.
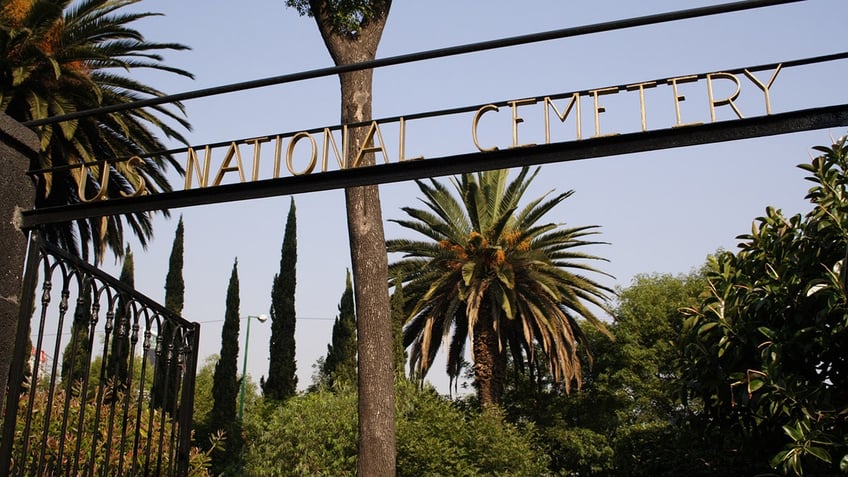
[680,137,848,476]
[0,0,193,262]
[151,216,184,410]
[284,2,396,473]
[61,280,92,387]
[388,166,614,408]
[107,244,134,387]
[208,259,243,474]
[322,270,357,388]
[263,198,298,400]
[498,268,709,476]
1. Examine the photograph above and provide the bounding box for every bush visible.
[7,380,214,476]
[242,382,547,476]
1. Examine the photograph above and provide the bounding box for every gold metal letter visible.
[589,86,620,138]
[185,146,213,189]
[75,159,110,203]
[544,93,581,143]
[626,81,657,132]
[351,121,390,168]
[273,135,284,178]
[707,72,743,121]
[399,117,424,161]
[286,132,318,175]
[510,98,537,148]
[245,137,270,181]
[212,142,247,186]
[667,75,702,128]
[322,126,348,171]
[744,64,782,115]
[118,156,147,198]
[472,104,499,152]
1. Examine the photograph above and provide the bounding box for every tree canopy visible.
[389,166,613,408]
[680,136,848,476]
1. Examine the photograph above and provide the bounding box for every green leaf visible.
[839,453,848,472]
[757,326,776,340]
[806,446,831,464]
[782,423,804,442]
[461,262,475,286]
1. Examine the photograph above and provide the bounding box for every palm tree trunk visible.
[472,313,506,409]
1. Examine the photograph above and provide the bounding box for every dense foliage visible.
[264,199,299,400]
[106,245,134,386]
[496,268,708,476]
[320,270,358,388]
[152,217,184,409]
[680,137,848,476]
[206,260,243,474]
[10,373,213,476]
[243,381,547,476]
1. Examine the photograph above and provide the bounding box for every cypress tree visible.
[263,199,298,400]
[164,216,185,315]
[61,280,92,389]
[390,276,407,378]
[152,217,184,410]
[323,270,357,388]
[209,259,242,473]
[107,245,134,387]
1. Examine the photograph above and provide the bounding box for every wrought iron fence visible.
[0,234,200,476]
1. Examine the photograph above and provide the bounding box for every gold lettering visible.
[544,94,581,143]
[590,86,620,138]
[118,156,146,198]
[212,142,247,186]
[322,126,348,171]
[707,72,743,121]
[75,159,109,203]
[668,75,702,127]
[472,104,499,152]
[626,81,657,132]
[744,64,781,115]
[273,135,284,178]
[351,121,390,168]
[245,137,270,181]
[286,132,318,175]
[510,98,537,148]
[399,117,424,161]
[184,146,213,189]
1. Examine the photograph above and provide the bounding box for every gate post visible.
[0,113,37,414]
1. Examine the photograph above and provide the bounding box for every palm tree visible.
[388,166,613,408]
[0,0,192,262]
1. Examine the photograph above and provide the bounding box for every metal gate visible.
[0,233,200,476]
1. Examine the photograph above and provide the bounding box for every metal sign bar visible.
[21,104,848,229]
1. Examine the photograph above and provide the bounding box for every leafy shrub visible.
[6,380,213,476]
[242,382,547,476]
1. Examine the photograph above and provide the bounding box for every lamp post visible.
[239,314,268,421]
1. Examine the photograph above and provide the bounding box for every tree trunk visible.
[308,4,396,475]
[472,313,506,409]
[0,113,37,415]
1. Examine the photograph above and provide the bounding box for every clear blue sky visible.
[104,0,848,392]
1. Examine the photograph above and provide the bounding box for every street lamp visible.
[239,313,268,420]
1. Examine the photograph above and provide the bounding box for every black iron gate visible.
[0,232,200,477]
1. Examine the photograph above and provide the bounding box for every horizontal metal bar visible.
[28,50,848,178]
[23,0,803,127]
[21,104,848,229]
